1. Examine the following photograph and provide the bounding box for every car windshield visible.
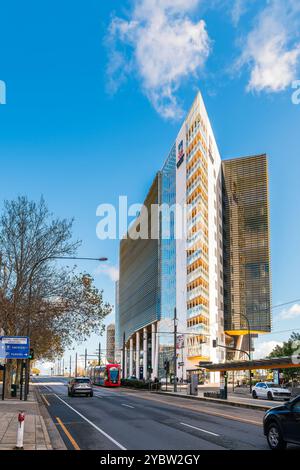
[75,379,90,383]
[266,383,280,388]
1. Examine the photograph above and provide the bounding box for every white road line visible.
[122,404,135,409]
[181,422,220,437]
[54,394,127,450]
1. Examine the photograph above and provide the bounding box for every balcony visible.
[187,286,208,302]
[187,140,207,165]
[187,344,210,359]
[187,249,208,266]
[188,323,210,335]
[187,304,209,319]
[187,159,207,182]
[187,267,209,284]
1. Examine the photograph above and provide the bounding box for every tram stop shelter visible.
[201,356,300,373]
[200,356,300,400]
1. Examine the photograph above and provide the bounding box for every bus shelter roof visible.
[199,356,300,372]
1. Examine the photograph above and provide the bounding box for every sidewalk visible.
[0,386,53,450]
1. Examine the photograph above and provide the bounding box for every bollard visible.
[15,412,25,450]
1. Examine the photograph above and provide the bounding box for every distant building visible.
[114,281,121,364]
[106,324,115,364]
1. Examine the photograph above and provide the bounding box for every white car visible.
[252,382,291,401]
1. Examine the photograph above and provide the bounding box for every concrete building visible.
[106,324,116,364]
[118,92,271,382]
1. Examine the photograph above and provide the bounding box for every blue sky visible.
[1,0,300,370]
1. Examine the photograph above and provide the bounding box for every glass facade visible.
[160,144,177,321]
[119,174,161,342]
[158,145,177,378]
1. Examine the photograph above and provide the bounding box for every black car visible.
[263,395,300,449]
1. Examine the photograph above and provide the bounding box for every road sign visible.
[0,337,30,359]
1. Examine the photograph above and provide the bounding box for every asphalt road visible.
[32,376,275,451]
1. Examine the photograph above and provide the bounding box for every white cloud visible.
[254,340,283,359]
[239,0,300,92]
[107,0,211,119]
[231,0,251,25]
[279,303,300,320]
[94,264,119,282]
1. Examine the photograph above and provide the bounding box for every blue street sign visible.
[0,336,30,359]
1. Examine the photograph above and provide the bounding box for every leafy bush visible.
[121,379,161,390]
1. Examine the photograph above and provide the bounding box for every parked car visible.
[68,377,93,397]
[263,395,300,449]
[252,382,291,401]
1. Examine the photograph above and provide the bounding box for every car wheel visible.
[267,391,274,401]
[252,390,257,399]
[267,423,287,450]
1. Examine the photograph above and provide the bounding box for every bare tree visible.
[0,196,111,397]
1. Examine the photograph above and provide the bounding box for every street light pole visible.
[240,313,252,393]
[84,348,87,376]
[174,307,178,393]
[122,332,126,380]
[98,343,101,367]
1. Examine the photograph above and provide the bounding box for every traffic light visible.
[164,360,170,374]
[212,340,217,348]
[28,348,34,360]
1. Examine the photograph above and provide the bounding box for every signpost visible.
[0,337,30,401]
[0,337,30,360]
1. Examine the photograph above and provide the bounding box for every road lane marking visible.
[41,394,50,406]
[56,417,80,450]
[122,404,135,409]
[135,394,261,426]
[181,422,220,437]
[54,394,127,450]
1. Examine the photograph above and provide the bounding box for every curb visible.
[34,388,67,450]
[153,391,271,411]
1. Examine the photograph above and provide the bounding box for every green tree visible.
[0,196,111,397]
[268,332,300,382]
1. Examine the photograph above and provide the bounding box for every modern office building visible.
[106,324,116,364]
[222,154,271,358]
[119,174,161,379]
[118,92,271,382]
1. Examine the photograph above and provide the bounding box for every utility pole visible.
[62,358,65,377]
[240,313,252,393]
[75,353,78,377]
[84,348,87,375]
[98,343,101,367]
[69,355,72,378]
[122,332,126,380]
[174,307,178,393]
